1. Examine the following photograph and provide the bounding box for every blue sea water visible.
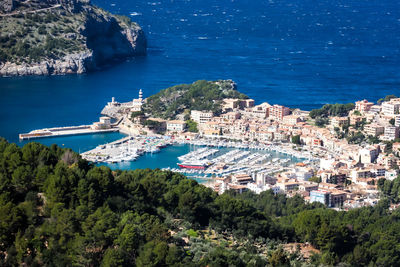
[0,0,400,154]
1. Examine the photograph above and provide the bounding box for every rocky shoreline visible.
[0,0,147,77]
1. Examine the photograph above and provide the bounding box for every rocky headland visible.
[0,0,146,76]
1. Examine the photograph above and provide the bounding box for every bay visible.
[0,0,399,154]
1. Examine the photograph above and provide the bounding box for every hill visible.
[142,80,248,119]
[0,0,146,76]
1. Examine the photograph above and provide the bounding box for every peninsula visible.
[0,0,146,76]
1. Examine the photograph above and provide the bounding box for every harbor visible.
[82,134,309,183]
[164,145,303,179]
[81,135,174,163]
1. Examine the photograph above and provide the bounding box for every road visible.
[0,4,61,17]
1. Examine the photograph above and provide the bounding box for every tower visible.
[139,89,143,102]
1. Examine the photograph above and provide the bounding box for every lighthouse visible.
[138,89,143,102]
[131,89,144,111]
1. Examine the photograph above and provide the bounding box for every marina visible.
[82,134,308,183]
[81,135,174,163]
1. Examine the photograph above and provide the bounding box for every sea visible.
[0,0,399,167]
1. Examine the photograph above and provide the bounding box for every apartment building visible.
[191,110,213,124]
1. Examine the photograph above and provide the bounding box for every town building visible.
[330,117,349,128]
[381,99,400,116]
[381,126,399,141]
[310,190,331,206]
[282,115,302,126]
[359,147,379,164]
[166,120,186,132]
[191,110,213,124]
[269,105,291,121]
[91,116,112,130]
[395,115,400,127]
[364,123,384,137]
[330,191,347,207]
[355,99,374,113]
[231,173,254,185]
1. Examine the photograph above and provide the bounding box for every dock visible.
[19,125,119,140]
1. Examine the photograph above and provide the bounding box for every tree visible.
[309,176,321,183]
[185,120,198,133]
[378,95,397,105]
[291,135,301,145]
[269,247,289,266]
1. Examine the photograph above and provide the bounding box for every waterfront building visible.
[91,116,112,130]
[166,120,186,132]
[191,110,213,124]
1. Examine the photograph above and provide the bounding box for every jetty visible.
[19,125,119,140]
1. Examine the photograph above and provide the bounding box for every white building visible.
[359,147,379,164]
[191,110,213,124]
[395,115,400,127]
[381,126,399,141]
[355,99,374,113]
[381,99,400,116]
[166,120,186,132]
[282,115,301,126]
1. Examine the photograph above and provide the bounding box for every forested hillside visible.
[142,80,248,119]
[0,138,400,266]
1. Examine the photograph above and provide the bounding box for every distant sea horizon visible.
[0,0,399,152]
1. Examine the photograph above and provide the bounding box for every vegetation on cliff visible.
[0,0,145,74]
[1,138,400,265]
[142,80,248,119]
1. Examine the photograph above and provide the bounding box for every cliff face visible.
[0,0,146,76]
